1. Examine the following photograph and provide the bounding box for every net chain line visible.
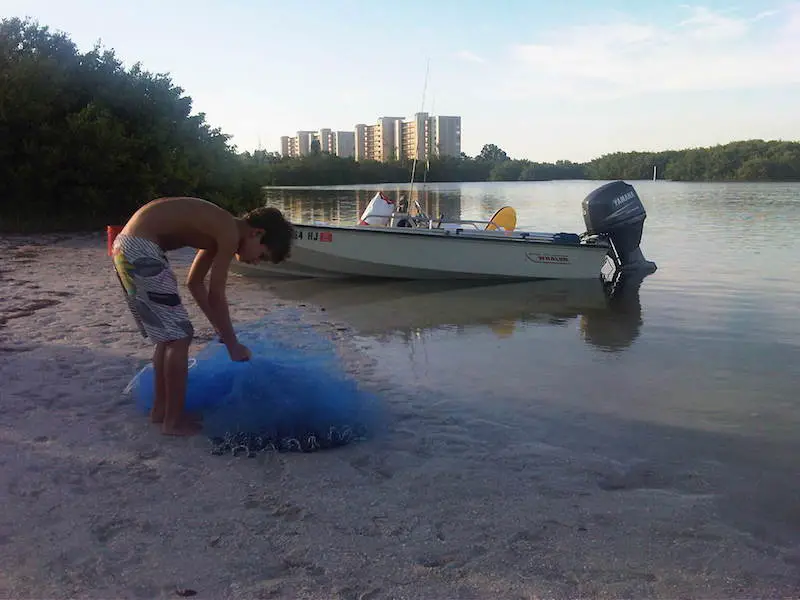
[208,423,369,457]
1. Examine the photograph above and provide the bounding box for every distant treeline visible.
[583,139,800,182]
[254,139,800,186]
[1,17,798,232]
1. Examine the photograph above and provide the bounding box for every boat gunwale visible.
[291,222,611,250]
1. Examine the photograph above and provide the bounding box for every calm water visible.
[258,180,800,544]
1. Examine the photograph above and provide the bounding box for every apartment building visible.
[354,124,370,162]
[279,136,295,157]
[279,114,460,162]
[280,131,315,156]
[317,128,333,154]
[432,115,461,159]
[398,112,431,162]
[280,129,354,158]
[391,113,461,163]
[334,131,355,158]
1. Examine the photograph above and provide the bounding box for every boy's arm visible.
[186,249,219,334]
[184,223,249,360]
[205,228,240,350]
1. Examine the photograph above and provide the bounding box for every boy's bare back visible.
[121,197,238,252]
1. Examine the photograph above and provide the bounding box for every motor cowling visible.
[582,181,656,273]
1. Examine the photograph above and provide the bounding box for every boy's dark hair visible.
[241,206,294,263]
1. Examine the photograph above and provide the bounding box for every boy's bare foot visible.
[161,417,203,437]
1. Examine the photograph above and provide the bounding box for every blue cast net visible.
[128,309,385,456]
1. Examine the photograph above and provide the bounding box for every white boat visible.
[234,180,657,281]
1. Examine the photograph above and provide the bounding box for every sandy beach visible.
[1,232,799,600]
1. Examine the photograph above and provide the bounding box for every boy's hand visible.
[228,341,251,362]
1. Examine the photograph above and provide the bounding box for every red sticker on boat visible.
[319,232,333,242]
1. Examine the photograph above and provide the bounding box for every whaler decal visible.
[526,252,570,264]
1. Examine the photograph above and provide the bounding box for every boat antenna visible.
[408,57,430,214]
[424,88,435,187]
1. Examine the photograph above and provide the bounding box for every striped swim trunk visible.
[111,234,194,343]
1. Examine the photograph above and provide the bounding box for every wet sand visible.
[1,233,798,599]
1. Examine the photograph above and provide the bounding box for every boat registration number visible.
[295,230,333,242]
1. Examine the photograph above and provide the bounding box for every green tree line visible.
[234,138,800,186]
[1,17,798,232]
[0,17,264,231]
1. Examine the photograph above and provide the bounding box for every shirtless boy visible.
[111,197,293,436]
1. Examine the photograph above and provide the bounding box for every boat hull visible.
[235,224,612,281]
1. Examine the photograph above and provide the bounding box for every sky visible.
[3,0,800,162]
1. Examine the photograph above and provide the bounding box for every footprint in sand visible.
[7,476,46,499]
[271,501,311,522]
[135,448,161,461]
[12,248,40,260]
[416,544,489,571]
[596,460,695,492]
[91,517,137,543]
[0,343,35,353]
[349,454,394,481]
[335,586,382,600]
[281,551,326,578]
[129,583,161,599]
[124,458,162,484]
[0,298,62,326]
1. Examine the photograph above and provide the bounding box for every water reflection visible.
[262,181,624,235]
[260,270,651,353]
[263,186,464,225]
[579,269,650,352]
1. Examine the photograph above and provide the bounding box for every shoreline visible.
[2,233,798,599]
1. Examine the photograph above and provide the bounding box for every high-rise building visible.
[354,124,369,162]
[294,131,314,156]
[279,136,295,157]
[334,131,355,158]
[280,129,351,158]
[375,117,404,162]
[316,128,333,154]
[279,113,461,162]
[432,116,461,158]
[396,112,433,163]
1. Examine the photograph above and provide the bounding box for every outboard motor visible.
[582,181,657,274]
